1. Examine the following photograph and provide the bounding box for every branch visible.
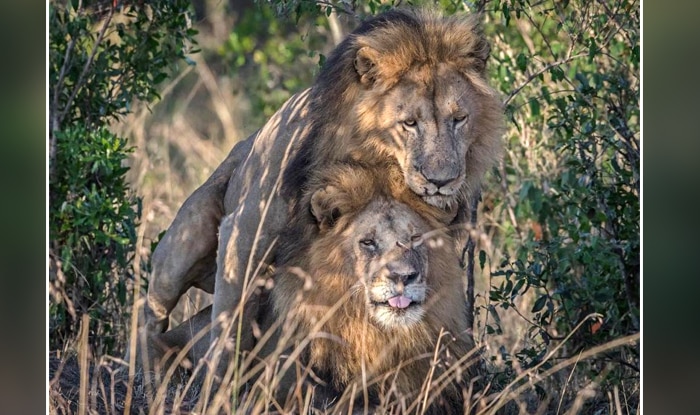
[464,192,480,330]
[503,53,586,106]
[56,5,115,127]
[50,32,76,182]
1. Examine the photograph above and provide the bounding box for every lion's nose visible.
[388,269,420,285]
[420,165,459,189]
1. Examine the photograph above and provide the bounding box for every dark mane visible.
[280,8,496,207]
[281,10,421,199]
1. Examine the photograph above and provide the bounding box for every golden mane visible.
[283,8,503,212]
[273,163,480,412]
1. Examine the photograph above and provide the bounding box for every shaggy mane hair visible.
[282,8,503,210]
[273,163,480,413]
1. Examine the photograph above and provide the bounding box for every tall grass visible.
[49,1,639,413]
[49,296,638,414]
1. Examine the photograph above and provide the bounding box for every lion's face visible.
[314,194,434,330]
[359,64,486,209]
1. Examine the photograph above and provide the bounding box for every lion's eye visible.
[359,238,377,250]
[453,114,468,126]
[402,118,417,128]
[410,234,422,243]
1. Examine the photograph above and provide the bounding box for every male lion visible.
[265,163,481,413]
[154,164,482,413]
[137,8,502,375]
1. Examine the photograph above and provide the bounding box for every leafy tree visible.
[48,0,197,354]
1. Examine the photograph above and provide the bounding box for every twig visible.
[507,299,567,341]
[556,350,583,414]
[50,35,76,182]
[56,5,115,127]
[503,53,586,106]
[464,193,479,330]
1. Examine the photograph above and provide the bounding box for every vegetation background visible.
[48,0,639,413]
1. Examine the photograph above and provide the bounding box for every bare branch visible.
[56,5,115,127]
[464,193,480,330]
[503,53,586,106]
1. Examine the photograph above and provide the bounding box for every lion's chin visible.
[422,194,459,211]
[371,303,425,330]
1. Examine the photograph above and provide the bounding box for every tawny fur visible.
[285,8,503,214]
[138,9,502,383]
[272,164,480,413]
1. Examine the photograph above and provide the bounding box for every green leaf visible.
[479,250,486,270]
[531,294,548,313]
[550,66,565,82]
[512,278,525,297]
[516,53,528,72]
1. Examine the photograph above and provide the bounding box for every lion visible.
[152,164,482,412]
[263,163,481,413]
[136,8,503,377]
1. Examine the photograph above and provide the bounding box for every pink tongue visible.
[388,295,412,309]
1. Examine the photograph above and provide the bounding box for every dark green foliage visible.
[49,126,139,352]
[49,1,197,130]
[48,0,196,354]
[483,0,639,403]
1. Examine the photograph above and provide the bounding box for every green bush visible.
[49,126,139,353]
[48,0,197,354]
[482,0,640,404]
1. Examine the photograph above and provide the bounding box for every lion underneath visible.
[156,164,483,412]
[263,164,482,414]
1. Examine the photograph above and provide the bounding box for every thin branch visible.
[464,193,480,330]
[520,5,556,58]
[52,37,76,131]
[56,5,115,127]
[507,298,567,341]
[503,53,586,106]
[50,32,77,182]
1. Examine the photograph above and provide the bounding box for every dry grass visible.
[48,296,638,414]
[49,13,639,414]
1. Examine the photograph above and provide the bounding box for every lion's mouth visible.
[372,295,421,311]
[370,295,426,328]
[388,295,412,309]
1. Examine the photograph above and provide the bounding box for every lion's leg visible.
[145,200,220,335]
[156,305,214,366]
[209,213,259,381]
[134,188,222,370]
[133,137,256,370]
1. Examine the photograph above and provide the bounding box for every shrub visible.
[48,0,197,354]
[482,0,639,407]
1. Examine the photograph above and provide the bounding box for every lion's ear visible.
[354,47,380,85]
[468,36,491,73]
[310,186,343,231]
[459,20,491,73]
